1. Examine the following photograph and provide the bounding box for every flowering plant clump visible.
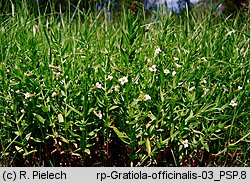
[1,1,249,167]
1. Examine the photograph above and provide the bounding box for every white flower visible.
[114,85,120,92]
[178,82,184,86]
[52,92,57,97]
[226,29,236,37]
[182,139,189,148]
[237,86,243,90]
[144,94,151,101]
[107,75,113,81]
[202,79,207,84]
[172,71,176,77]
[149,65,157,72]
[173,57,179,61]
[93,111,102,119]
[175,63,182,68]
[119,76,128,85]
[164,69,170,75]
[229,100,237,107]
[135,47,142,53]
[53,71,61,76]
[21,109,25,113]
[154,48,161,56]
[203,88,209,94]
[24,92,31,99]
[188,86,195,92]
[95,82,102,89]
[147,58,152,63]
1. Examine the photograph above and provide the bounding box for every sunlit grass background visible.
[0,1,249,167]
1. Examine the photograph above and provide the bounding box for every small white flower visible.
[164,69,170,75]
[202,79,207,84]
[188,86,195,92]
[53,71,61,76]
[178,82,184,86]
[93,111,102,119]
[135,47,142,53]
[52,92,57,97]
[182,139,189,148]
[24,92,31,99]
[107,75,113,81]
[24,72,33,77]
[226,29,236,37]
[203,88,209,94]
[175,63,182,68]
[21,109,25,113]
[119,76,128,85]
[114,85,120,92]
[149,65,157,72]
[229,100,237,107]
[95,82,102,89]
[172,71,176,77]
[154,48,161,56]
[33,25,37,36]
[173,57,179,61]
[144,94,151,101]
[10,79,14,84]
[237,86,243,90]
[147,58,152,63]
[94,67,98,72]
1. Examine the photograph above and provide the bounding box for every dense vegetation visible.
[0,1,249,166]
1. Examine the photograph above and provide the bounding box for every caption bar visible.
[0,167,249,183]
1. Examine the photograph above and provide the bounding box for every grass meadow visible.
[0,2,249,167]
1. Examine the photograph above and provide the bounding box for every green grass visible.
[0,4,249,167]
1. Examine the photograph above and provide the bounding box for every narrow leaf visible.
[33,113,45,124]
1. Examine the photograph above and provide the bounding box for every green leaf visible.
[58,113,64,123]
[25,132,32,141]
[30,137,42,143]
[203,143,209,152]
[41,105,50,113]
[146,137,151,156]
[109,105,119,111]
[185,110,194,123]
[33,113,45,124]
[179,121,185,131]
[66,104,83,116]
[68,129,80,138]
[60,136,69,144]
[110,126,130,144]
[84,149,90,155]
[15,146,23,153]
[23,150,37,157]
[170,123,175,136]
